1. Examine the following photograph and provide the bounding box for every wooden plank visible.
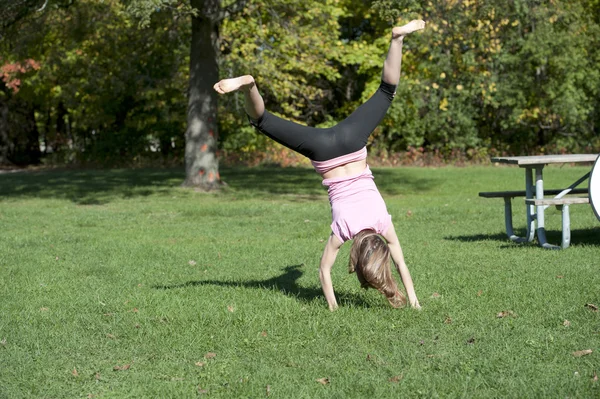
[479,188,589,198]
[525,197,589,206]
[491,154,598,166]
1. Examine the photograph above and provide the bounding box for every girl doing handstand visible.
[214,20,425,310]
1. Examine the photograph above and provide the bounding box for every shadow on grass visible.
[0,165,439,204]
[221,166,438,197]
[153,264,373,308]
[0,168,184,205]
[446,227,600,247]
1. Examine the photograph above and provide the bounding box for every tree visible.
[127,0,246,189]
[127,0,352,187]
[183,0,221,188]
[0,0,75,34]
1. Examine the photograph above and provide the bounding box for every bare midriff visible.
[321,159,368,180]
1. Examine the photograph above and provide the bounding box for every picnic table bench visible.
[480,154,600,249]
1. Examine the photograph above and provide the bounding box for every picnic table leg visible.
[503,197,522,242]
[560,204,571,249]
[522,167,536,242]
[533,165,561,249]
[505,167,536,243]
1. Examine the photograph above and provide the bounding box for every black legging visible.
[249,81,397,162]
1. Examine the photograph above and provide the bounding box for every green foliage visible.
[216,0,351,152]
[369,0,600,154]
[218,0,600,157]
[2,0,600,166]
[125,0,197,28]
[2,0,190,165]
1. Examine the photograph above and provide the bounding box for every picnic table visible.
[480,154,600,249]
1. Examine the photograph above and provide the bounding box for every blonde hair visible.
[348,229,407,308]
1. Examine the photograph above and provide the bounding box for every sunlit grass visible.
[1,165,599,398]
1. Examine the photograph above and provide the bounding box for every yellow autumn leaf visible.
[439,98,449,111]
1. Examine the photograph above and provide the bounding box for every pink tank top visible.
[311,147,367,174]
[314,149,391,243]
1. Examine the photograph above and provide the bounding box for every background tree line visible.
[1,0,599,178]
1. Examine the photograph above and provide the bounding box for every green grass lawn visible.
[1,164,599,398]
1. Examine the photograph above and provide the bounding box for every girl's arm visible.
[319,233,343,311]
[383,223,421,309]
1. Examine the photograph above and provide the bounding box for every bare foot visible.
[392,20,425,39]
[213,75,255,94]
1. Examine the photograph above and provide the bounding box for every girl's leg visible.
[382,20,425,86]
[213,75,265,120]
[214,75,332,160]
[213,21,426,161]
[333,20,425,153]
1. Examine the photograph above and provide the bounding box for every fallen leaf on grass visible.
[195,362,205,367]
[444,317,452,324]
[95,372,101,381]
[266,385,271,396]
[40,307,49,312]
[113,364,131,371]
[260,331,268,337]
[556,275,564,279]
[197,386,208,395]
[406,210,413,217]
[106,334,116,339]
[0,338,6,346]
[227,305,235,313]
[585,303,598,312]
[316,377,330,385]
[563,320,571,327]
[496,311,516,318]
[204,352,217,359]
[188,260,197,266]
[72,368,79,377]
[593,373,598,382]
[365,354,385,365]
[572,349,593,357]
[389,375,403,383]
[477,290,483,297]
[431,292,441,298]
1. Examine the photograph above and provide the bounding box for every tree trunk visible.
[183,0,221,189]
[0,96,10,166]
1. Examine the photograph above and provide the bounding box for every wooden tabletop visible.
[491,154,599,166]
